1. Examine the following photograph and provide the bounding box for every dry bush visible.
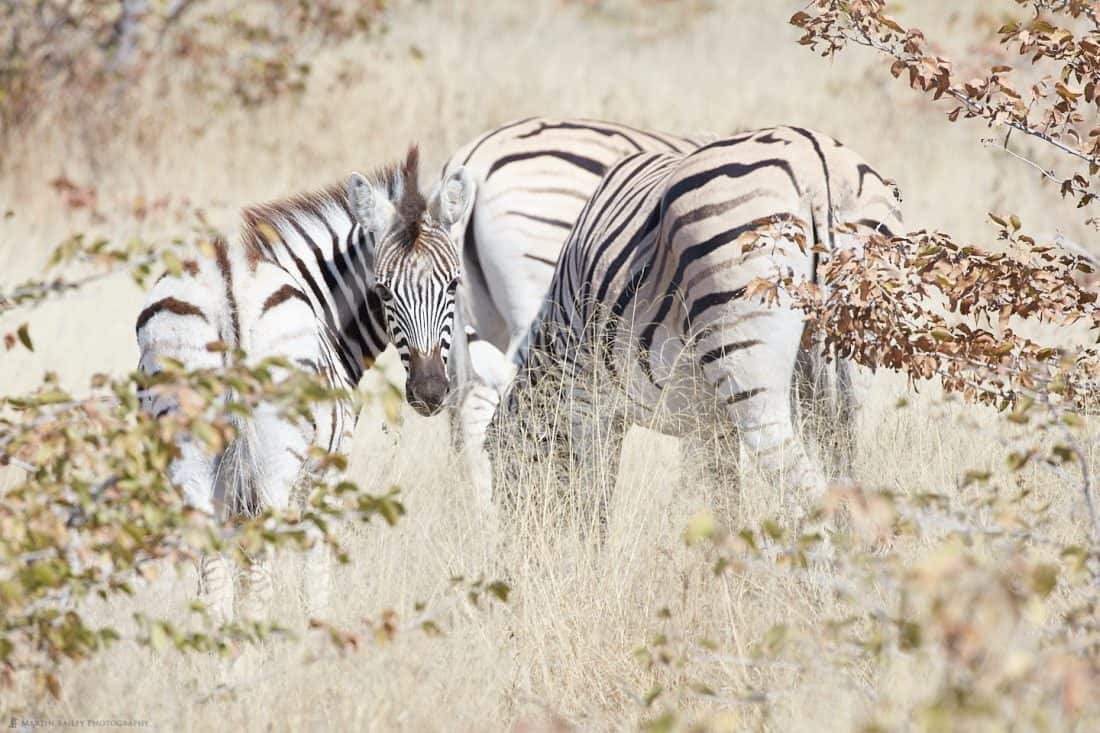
[0,0,383,160]
[0,234,419,703]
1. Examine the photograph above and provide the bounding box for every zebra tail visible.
[217,407,264,518]
[793,157,851,468]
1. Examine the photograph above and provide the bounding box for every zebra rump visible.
[488,126,903,503]
[136,237,347,519]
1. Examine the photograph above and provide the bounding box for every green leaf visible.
[899,620,922,651]
[763,520,785,541]
[684,510,715,545]
[1051,444,1075,464]
[1032,564,1058,598]
[764,623,788,654]
[35,389,72,405]
[162,250,183,277]
[962,470,991,487]
[190,420,222,450]
[697,637,718,651]
[642,712,676,733]
[1062,413,1084,428]
[149,623,169,651]
[17,323,33,351]
[487,581,511,603]
[1007,451,1031,472]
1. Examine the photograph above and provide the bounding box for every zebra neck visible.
[257,214,389,388]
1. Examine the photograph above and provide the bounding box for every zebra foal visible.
[137,147,475,623]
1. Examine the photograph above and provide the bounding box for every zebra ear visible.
[348,172,395,237]
[429,166,476,229]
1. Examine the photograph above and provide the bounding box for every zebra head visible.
[348,147,475,417]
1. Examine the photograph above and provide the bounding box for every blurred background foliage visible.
[1,1,1100,730]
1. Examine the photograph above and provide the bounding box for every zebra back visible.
[495,128,904,490]
[440,117,709,352]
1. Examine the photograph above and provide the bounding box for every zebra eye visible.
[447,277,460,294]
[376,282,394,302]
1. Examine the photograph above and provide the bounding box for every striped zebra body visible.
[488,127,902,503]
[437,118,714,498]
[138,237,356,515]
[138,235,354,623]
[137,147,475,622]
[441,117,712,353]
[137,226,361,624]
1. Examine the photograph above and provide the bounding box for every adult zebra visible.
[483,128,902,518]
[136,147,475,623]
[440,117,885,489]
[441,117,712,354]
[440,118,716,498]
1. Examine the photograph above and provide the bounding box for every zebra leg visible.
[148,378,228,620]
[831,358,859,478]
[245,267,354,623]
[459,380,502,517]
[793,333,863,480]
[460,339,515,516]
[682,422,742,527]
[199,552,235,626]
[486,415,530,520]
[229,407,301,625]
[700,310,827,502]
[734,392,826,498]
[791,342,817,440]
[301,533,332,620]
[297,465,343,623]
[567,412,625,539]
[237,548,273,623]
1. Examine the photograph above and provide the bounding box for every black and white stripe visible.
[438,117,712,353]
[349,146,475,417]
[486,126,903,498]
[135,146,474,620]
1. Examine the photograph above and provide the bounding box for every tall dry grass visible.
[2,1,1098,730]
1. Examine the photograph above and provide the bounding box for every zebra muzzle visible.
[406,346,450,417]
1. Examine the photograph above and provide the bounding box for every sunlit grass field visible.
[2,1,1097,729]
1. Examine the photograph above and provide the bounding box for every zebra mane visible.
[377,145,427,249]
[240,181,352,261]
[240,145,427,258]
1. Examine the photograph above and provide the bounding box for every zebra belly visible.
[601,325,726,437]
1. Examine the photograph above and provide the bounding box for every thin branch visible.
[844,26,1100,169]
[0,254,157,312]
[983,136,1065,185]
[1048,400,1100,549]
[193,588,478,705]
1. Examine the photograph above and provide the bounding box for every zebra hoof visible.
[237,554,274,623]
[198,552,236,627]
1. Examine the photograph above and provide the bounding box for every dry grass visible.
[2,1,1098,730]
